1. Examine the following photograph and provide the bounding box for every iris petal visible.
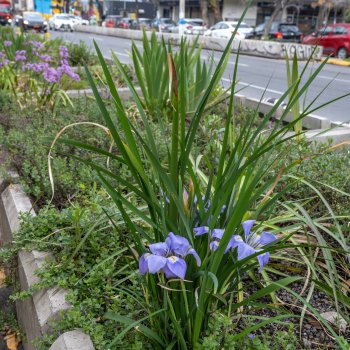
[149,242,169,256]
[257,252,270,272]
[147,254,167,274]
[225,234,243,252]
[242,220,256,239]
[237,242,256,261]
[167,232,191,257]
[193,226,209,236]
[188,248,201,266]
[209,241,219,251]
[166,256,187,280]
[258,232,277,245]
[212,229,224,240]
[139,253,149,275]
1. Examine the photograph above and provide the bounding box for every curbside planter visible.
[0,179,95,350]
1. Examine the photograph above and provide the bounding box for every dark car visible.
[130,18,152,30]
[302,23,350,59]
[117,18,133,29]
[22,12,47,33]
[246,22,302,42]
[151,18,176,32]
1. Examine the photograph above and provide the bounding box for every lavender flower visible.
[0,59,9,68]
[39,54,51,62]
[15,50,26,61]
[4,41,12,47]
[226,220,277,271]
[29,40,44,50]
[58,64,80,81]
[59,46,69,60]
[139,232,201,280]
[43,67,61,83]
[0,52,5,58]
[23,62,49,73]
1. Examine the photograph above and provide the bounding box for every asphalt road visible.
[51,30,350,123]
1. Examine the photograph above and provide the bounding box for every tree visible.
[263,0,293,39]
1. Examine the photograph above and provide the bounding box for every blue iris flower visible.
[226,220,277,272]
[139,233,201,280]
[194,220,276,272]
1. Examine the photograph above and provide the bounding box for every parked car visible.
[130,18,152,30]
[246,22,302,42]
[105,15,122,28]
[70,15,89,26]
[151,18,176,32]
[117,17,133,29]
[204,21,253,39]
[302,23,350,59]
[171,18,206,35]
[48,14,75,31]
[22,12,47,33]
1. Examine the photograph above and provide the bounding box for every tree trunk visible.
[200,0,209,27]
[263,1,283,39]
[210,0,222,23]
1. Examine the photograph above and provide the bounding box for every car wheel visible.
[338,47,348,60]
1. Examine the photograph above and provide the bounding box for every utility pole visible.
[179,0,185,35]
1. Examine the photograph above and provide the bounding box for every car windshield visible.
[279,24,299,32]
[161,19,173,24]
[239,23,250,28]
[189,20,203,26]
[0,6,10,12]
[57,15,70,19]
[25,14,43,20]
[255,23,265,31]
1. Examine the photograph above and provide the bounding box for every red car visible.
[302,23,350,59]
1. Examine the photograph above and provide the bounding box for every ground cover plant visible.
[49,19,349,350]
[1,11,350,350]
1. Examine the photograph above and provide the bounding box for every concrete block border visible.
[66,87,341,132]
[74,25,323,61]
[0,178,94,350]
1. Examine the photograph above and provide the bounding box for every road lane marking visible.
[319,75,350,84]
[201,55,248,67]
[113,51,130,57]
[221,78,283,95]
[88,36,104,42]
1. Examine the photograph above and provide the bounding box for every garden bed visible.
[0,26,349,350]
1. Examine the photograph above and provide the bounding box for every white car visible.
[69,15,89,26]
[204,21,253,39]
[171,18,207,35]
[48,14,75,31]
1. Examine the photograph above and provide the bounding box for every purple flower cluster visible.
[4,41,12,47]
[0,59,9,68]
[139,233,201,280]
[43,67,61,83]
[194,220,277,272]
[59,46,69,65]
[29,41,44,50]
[23,62,49,73]
[15,50,26,62]
[39,54,51,62]
[0,51,9,68]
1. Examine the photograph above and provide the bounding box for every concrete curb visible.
[50,330,95,350]
[75,25,323,61]
[0,180,94,350]
[322,58,350,67]
[66,87,333,131]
